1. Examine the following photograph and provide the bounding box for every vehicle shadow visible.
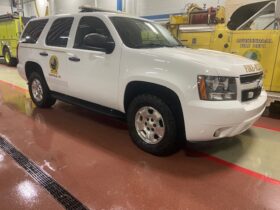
[0,79,254,181]
[28,100,251,178]
[262,107,280,119]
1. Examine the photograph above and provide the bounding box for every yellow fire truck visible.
[0,14,29,66]
[169,0,280,112]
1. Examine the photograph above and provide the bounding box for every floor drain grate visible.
[0,136,89,210]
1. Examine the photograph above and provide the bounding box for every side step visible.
[51,92,126,120]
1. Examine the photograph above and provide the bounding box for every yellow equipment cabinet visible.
[0,14,29,66]
[169,0,280,109]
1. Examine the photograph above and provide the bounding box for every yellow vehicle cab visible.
[168,1,280,111]
[0,14,30,66]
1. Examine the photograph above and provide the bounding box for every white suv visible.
[17,12,267,156]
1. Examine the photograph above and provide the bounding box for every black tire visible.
[127,94,180,156]
[3,47,17,66]
[28,72,56,108]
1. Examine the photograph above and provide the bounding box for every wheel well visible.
[25,61,44,80]
[124,81,186,139]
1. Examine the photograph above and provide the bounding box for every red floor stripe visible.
[1,79,280,186]
[200,152,280,186]
[253,124,280,133]
[0,80,27,94]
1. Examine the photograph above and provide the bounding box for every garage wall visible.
[133,0,226,17]
[48,0,226,17]
[48,0,116,15]
[48,0,95,15]
[0,5,11,14]
[97,0,117,11]
[22,2,35,17]
[127,0,226,19]
[2,0,269,20]
[20,0,241,18]
[0,0,12,15]
[23,0,48,17]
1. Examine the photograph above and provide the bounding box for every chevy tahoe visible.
[17,12,267,156]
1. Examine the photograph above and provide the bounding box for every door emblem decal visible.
[49,55,60,78]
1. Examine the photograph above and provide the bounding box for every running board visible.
[51,92,126,120]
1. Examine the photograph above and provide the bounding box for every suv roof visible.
[28,12,150,23]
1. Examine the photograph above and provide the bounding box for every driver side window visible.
[74,16,113,50]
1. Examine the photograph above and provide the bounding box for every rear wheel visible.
[127,94,180,156]
[28,72,56,108]
[3,47,17,66]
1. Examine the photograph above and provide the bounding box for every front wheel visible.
[127,94,180,156]
[28,72,56,108]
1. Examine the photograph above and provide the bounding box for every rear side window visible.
[21,19,48,44]
[46,17,74,47]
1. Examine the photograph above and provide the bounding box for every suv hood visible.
[144,47,262,77]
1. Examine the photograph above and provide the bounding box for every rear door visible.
[41,17,74,95]
[18,19,49,78]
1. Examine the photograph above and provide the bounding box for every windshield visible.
[110,16,182,49]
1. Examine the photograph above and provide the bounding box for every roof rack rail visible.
[79,6,122,13]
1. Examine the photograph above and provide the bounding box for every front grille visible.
[242,87,262,102]
[240,72,263,102]
[240,72,263,84]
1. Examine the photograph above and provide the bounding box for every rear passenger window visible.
[21,19,48,44]
[46,17,74,47]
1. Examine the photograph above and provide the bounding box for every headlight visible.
[197,75,237,101]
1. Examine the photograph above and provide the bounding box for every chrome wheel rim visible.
[135,106,165,144]
[31,79,43,102]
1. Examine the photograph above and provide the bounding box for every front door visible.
[66,16,121,110]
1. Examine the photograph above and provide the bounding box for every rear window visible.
[46,17,74,48]
[21,19,48,44]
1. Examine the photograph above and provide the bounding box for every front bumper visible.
[184,90,267,141]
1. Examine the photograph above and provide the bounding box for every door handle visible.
[39,52,48,56]
[68,57,80,62]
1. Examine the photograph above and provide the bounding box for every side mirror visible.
[83,33,115,54]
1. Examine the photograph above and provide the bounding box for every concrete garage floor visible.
[1,61,280,210]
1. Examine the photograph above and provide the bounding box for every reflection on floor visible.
[1,62,280,209]
[0,61,27,90]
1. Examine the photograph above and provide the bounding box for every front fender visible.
[118,76,185,113]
